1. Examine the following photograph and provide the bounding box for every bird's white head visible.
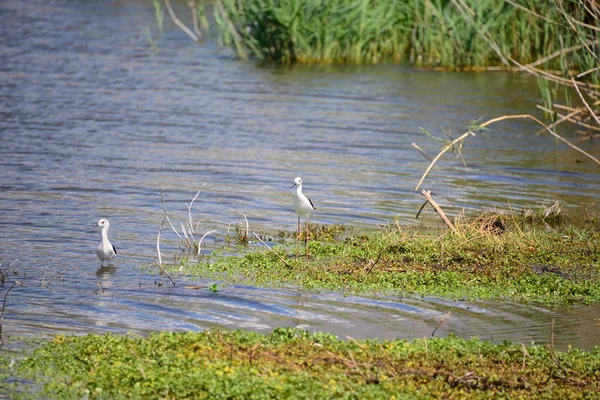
[290,176,303,189]
[97,218,110,228]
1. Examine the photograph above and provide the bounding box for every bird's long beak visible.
[290,183,298,189]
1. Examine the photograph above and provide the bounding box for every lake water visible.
[0,0,599,351]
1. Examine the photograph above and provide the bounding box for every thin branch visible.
[187,0,202,39]
[577,65,600,78]
[185,185,205,235]
[525,41,595,68]
[451,0,509,66]
[414,114,600,191]
[0,281,26,342]
[503,0,556,23]
[161,190,183,240]
[412,142,434,162]
[431,312,452,337]
[252,232,292,268]
[571,76,600,127]
[164,0,199,42]
[152,259,176,287]
[420,191,457,233]
[536,105,600,133]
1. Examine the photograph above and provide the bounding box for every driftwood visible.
[418,190,457,234]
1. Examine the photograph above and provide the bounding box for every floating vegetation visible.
[5,328,600,398]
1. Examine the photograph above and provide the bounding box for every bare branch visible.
[164,0,199,42]
[415,114,600,191]
[571,76,600,127]
[419,191,457,234]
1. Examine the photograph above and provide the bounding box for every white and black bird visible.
[290,176,315,258]
[95,218,117,266]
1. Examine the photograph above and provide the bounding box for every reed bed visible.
[212,0,595,69]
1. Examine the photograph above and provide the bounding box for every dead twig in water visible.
[197,230,216,257]
[418,191,457,234]
[152,258,176,287]
[0,280,26,343]
[0,259,18,285]
[431,311,452,337]
[157,216,166,266]
[41,266,72,288]
[161,189,183,241]
[414,114,600,191]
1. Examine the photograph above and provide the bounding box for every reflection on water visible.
[0,0,599,350]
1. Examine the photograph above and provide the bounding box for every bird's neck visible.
[101,227,110,242]
[295,184,303,196]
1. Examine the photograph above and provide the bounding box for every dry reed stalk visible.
[164,0,199,42]
[412,142,434,161]
[571,76,600,127]
[252,232,291,268]
[197,230,216,257]
[230,210,250,242]
[431,311,452,337]
[186,0,202,39]
[157,216,166,266]
[450,0,509,66]
[535,105,600,134]
[419,190,457,234]
[414,114,600,192]
[160,190,183,241]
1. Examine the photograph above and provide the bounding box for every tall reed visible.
[212,0,596,70]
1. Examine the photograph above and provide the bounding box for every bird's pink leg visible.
[305,217,310,259]
[296,216,300,259]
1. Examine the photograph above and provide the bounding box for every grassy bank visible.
[175,214,600,305]
[4,328,599,398]
[213,0,592,68]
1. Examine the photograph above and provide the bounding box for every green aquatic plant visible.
[7,328,600,398]
[178,215,600,305]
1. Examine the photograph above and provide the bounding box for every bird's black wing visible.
[308,198,316,210]
[113,245,117,255]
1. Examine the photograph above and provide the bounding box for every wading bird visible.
[290,177,315,259]
[95,218,117,266]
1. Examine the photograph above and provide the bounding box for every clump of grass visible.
[277,223,347,242]
[7,328,600,399]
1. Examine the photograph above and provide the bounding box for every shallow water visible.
[0,0,599,351]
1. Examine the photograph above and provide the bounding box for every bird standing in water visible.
[290,177,315,259]
[95,218,117,266]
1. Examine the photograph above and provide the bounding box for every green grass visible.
[177,218,600,305]
[6,328,600,399]
[212,0,592,69]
